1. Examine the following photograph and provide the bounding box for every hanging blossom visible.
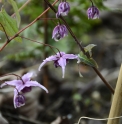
[56,1,70,17]
[0,72,48,108]
[39,52,78,78]
[0,72,48,93]
[52,24,68,41]
[87,5,99,19]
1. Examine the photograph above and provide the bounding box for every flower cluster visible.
[48,0,99,77]
[52,0,99,42]
[0,72,48,108]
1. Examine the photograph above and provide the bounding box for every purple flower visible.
[87,6,99,19]
[56,2,70,17]
[0,72,48,93]
[52,24,68,41]
[39,52,78,78]
[14,89,25,108]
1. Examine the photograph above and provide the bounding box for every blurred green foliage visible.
[1,0,107,61]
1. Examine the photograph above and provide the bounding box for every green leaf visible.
[8,0,21,27]
[0,9,21,42]
[78,51,98,68]
[84,44,96,57]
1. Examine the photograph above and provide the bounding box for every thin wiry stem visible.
[20,36,60,55]
[39,18,59,20]
[76,116,122,124]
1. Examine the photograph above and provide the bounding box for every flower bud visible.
[87,6,99,19]
[56,2,70,17]
[52,24,68,41]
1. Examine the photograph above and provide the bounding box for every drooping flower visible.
[56,1,70,17]
[52,24,68,41]
[0,72,48,93]
[14,89,25,108]
[39,52,78,78]
[87,6,99,19]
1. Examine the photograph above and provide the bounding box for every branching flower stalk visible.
[0,0,116,110]
[44,0,114,94]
